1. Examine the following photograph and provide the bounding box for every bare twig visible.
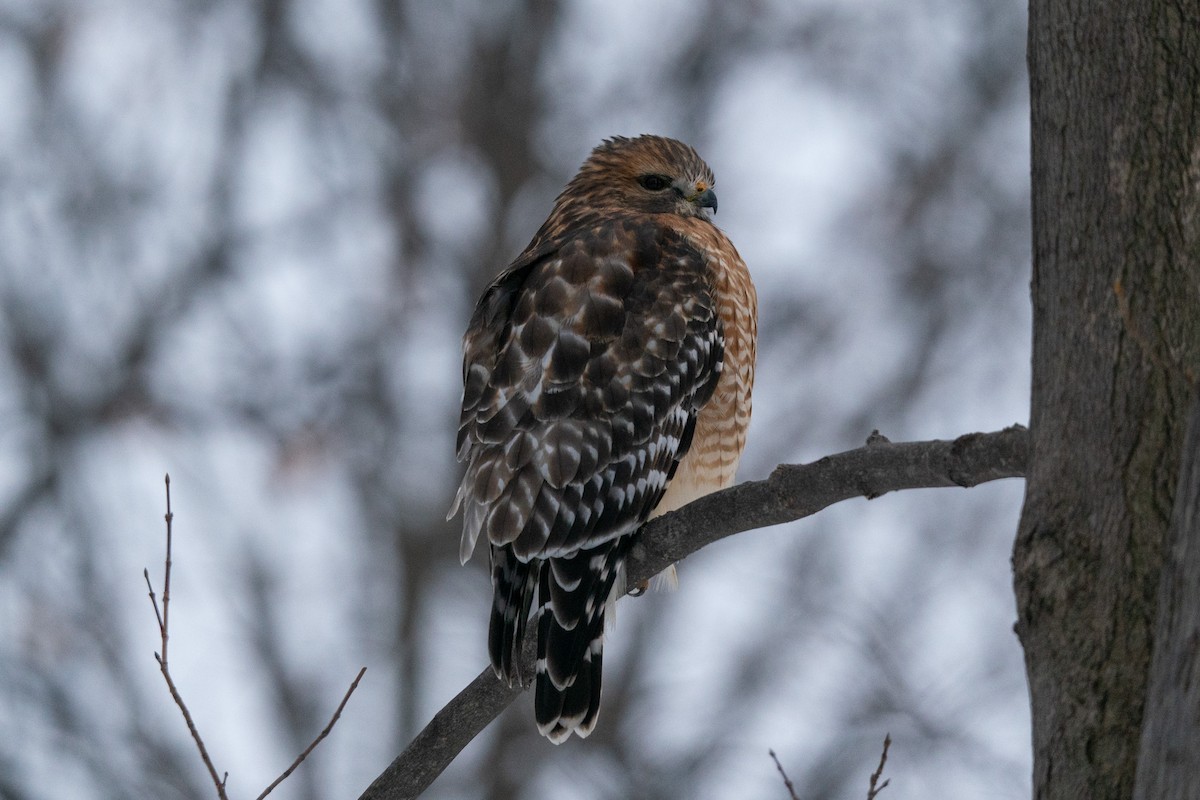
[148,474,229,800]
[867,734,892,800]
[144,568,163,636]
[359,425,1030,800]
[256,666,368,800]
[148,474,365,800]
[769,749,801,800]
[162,474,173,664]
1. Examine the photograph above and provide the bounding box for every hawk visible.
[450,135,756,742]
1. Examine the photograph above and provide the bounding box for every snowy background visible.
[0,1,1031,798]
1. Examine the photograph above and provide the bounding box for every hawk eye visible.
[637,174,671,191]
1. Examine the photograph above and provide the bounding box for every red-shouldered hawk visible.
[450,135,756,742]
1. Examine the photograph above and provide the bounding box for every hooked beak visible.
[694,187,718,213]
[678,178,718,215]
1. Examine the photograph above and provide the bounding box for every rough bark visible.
[1016,2,1200,798]
[1133,390,1200,800]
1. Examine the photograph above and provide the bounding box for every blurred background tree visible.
[0,1,1030,798]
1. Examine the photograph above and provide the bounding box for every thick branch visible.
[359,425,1029,800]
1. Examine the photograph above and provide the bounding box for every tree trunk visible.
[1016,2,1200,799]
[1133,391,1200,800]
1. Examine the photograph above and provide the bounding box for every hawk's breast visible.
[650,222,757,518]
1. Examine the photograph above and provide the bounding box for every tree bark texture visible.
[1133,390,1200,800]
[1017,2,1200,798]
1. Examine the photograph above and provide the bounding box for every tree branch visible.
[147,474,230,800]
[769,749,801,800]
[867,733,892,799]
[358,425,1029,800]
[256,666,368,800]
[147,474,365,799]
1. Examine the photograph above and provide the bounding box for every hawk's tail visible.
[533,538,630,743]
[488,546,538,684]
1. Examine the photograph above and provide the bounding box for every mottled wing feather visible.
[455,218,723,567]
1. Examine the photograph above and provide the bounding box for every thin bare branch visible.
[144,568,163,636]
[257,666,368,800]
[149,474,228,800]
[769,749,801,800]
[358,425,1029,800]
[154,651,229,800]
[867,734,892,799]
[148,474,365,800]
[162,473,173,664]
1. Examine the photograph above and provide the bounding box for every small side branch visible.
[359,425,1029,800]
[256,666,368,800]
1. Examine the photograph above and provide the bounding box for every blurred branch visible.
[0,466,55,557]
[145,475,366,800]
[358,425,1029,800]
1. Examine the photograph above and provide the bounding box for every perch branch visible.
[359,425,1029,800]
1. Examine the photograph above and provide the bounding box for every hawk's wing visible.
[452,216,724,565]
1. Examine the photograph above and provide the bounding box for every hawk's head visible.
[560,135,718,220]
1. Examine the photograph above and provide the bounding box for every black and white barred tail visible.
[489,538,630,743]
